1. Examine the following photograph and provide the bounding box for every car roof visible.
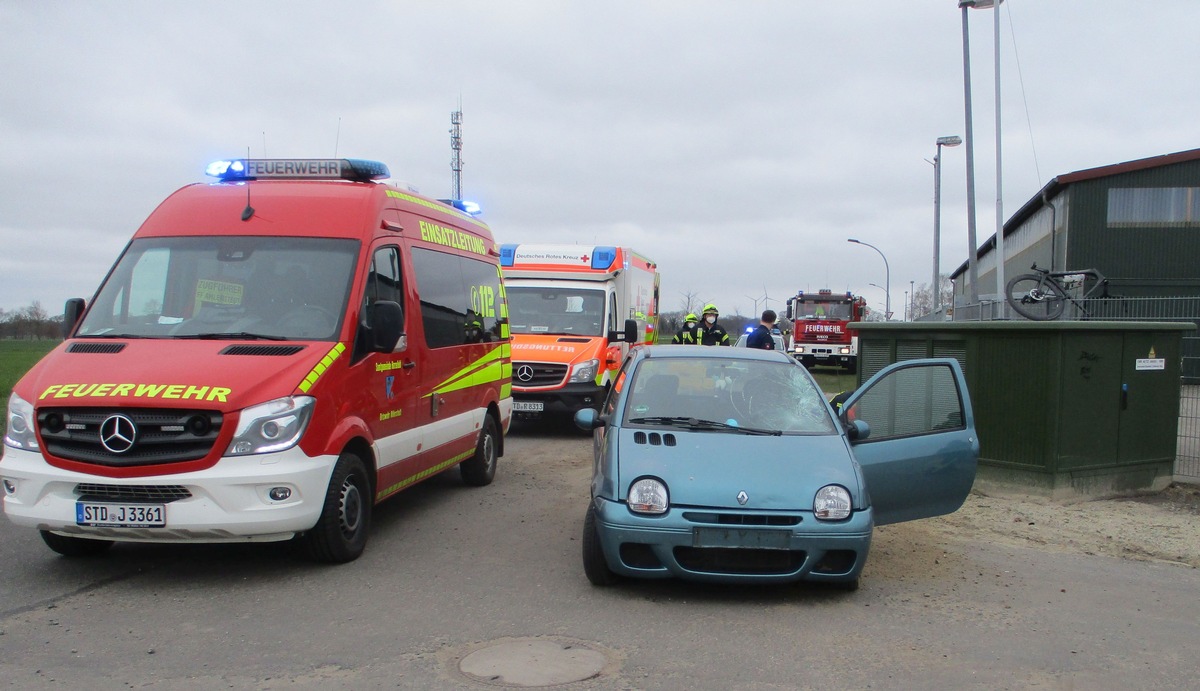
[639,344,792,363]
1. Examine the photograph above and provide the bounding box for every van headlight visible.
[570,358,599,383]
[627,477,668,515]
[226,396,315,456]
[3,393,38,451]
[814,485,851,520]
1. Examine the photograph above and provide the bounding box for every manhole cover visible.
[458,637,610,687]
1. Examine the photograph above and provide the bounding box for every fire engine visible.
[785,289,867,373]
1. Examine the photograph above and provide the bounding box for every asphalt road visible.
[1,418,1197,690]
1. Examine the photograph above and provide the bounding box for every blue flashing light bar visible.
[499,243,517,267]
[206,158,390,182]
[438,199,483,216]
[591,246,618,271]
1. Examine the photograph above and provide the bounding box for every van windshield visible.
[506,286,606,336]
[77,236,359,341]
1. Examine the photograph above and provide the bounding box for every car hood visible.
[613,427,862,510]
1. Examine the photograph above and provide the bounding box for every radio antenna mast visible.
[450,104,463,200]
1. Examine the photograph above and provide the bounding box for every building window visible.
[1107,187,1200,227]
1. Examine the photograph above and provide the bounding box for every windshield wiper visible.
[628,416,781,436]
[175,332,288,341]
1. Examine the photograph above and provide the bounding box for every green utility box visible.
[854,321,1195,500]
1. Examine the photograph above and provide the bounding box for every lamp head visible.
[936,136,963,147]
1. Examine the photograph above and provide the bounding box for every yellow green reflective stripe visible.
[298,343,346,393]
[376,449,473,501]
[425,346,506,398]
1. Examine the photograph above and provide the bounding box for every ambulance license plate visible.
[76,502,166,528]
[513,401,544,412]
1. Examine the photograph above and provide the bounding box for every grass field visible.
[1,340,59,437]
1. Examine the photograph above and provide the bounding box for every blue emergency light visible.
[205,158,390,182]
[438,199,483,216]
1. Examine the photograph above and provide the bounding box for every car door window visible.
[846,362,965,441]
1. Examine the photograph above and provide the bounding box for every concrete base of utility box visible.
[971,461,1174,502]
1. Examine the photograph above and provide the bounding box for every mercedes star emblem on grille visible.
[99,414,137,453]
[516,365,535,382]
[736,490,749,505]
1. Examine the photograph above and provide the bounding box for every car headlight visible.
[226,396,315,456]
[570,358,599,383]
[838,346,851,355]
[794,346,806,354]
[4,392,38,451]
[814,484,851,520]
[627,477,668,515]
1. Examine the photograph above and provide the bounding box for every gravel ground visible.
[910,481,1200,568]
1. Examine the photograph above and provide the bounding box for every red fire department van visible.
[1,158,512,563]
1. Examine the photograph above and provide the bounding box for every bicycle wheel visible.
[1006,274,1066,320]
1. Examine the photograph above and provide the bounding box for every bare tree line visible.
[0,302,62,340]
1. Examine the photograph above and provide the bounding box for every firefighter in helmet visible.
[672,313,699,344]
[697,303,731,346]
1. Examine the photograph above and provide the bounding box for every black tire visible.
[40,530,114,557]
[1006,274,1065,320]
[460,415,499,486]
[827,577,860,592]
[582,504,618,586]
[301,451,372,563]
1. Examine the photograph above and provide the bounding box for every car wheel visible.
[460,415,499,486]
[301,451,372,563]
[582,504,618,586]
[826,577,860,592]
[40,530,114,557]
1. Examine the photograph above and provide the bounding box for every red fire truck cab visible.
[785,289,867,373]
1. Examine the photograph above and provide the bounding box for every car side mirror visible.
[62,298,86,338]
[365,300,404,352]
[574,407,605,431]
[844,418,870,442]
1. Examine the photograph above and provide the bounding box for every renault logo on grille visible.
[99,414,137,453]
[516,365,535,383]
[736,491,749,505]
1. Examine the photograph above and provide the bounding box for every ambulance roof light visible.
[205,158,391,182]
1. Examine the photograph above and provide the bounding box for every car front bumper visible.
[592,497,872,585]
[0,445,337,543]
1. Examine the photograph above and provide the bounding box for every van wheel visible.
[460,415,499,486]
[582,504,618,586]
[40,531,114,557]
[301,452,371,563]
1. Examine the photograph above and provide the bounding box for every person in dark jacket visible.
[672,313,699,344]
[745,309,777,350]
[697,303,731,346]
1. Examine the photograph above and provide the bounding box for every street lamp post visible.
[848,238,890,320]
[933,135,962,313]
[960,0,1004,310]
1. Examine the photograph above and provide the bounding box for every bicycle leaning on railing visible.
[1005,264,1112,320]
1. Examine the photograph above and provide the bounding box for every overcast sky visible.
[3,1,1198,321]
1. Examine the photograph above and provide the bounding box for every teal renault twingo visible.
[574,344,978,590]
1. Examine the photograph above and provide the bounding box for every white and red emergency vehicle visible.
[1,158,512,562]
[499,244,659,419]
[785,289,867,373]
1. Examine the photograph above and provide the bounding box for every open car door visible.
[842,358,978,526]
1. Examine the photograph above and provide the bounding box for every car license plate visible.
[513,401,544,412]
[693,527,790,550]
[76,502,166,528]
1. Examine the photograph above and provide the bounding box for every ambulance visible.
[1,158,512,563]
[499,244,659,419]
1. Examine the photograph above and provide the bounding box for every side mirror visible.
[62,298,86,338]
[574,407,605,431]
[843,418,870,442]
[623,318,638,344]
[365,300,404,352]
